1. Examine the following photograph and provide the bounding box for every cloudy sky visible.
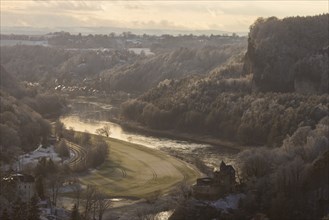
[1,0,328,33]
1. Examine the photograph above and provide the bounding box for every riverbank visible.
[59,99,242,218]
[69,97,250,152]
[66,131,202,198]
[110,117,250,153]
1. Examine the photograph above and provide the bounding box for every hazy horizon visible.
[1,25,243,36]
[1,1,328,36]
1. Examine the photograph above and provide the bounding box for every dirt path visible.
[79,138,202,198]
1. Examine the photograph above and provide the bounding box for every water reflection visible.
[61,114,211,151]
[60,101,237,168]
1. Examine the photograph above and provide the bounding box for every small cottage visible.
[192,161,237,200]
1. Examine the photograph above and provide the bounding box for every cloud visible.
[208,23,225,30]
[124,3,144,10]
[31,1,104,12]
[131,19,187,30]
[206,7,218,18]
[1,10,83,27]
[1,0,328,32]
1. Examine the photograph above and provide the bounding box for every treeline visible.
[244,14,328,94]
[237,117,329,219]
[48,32,123,49]
[45,31,245,50]
[151,34,246,52]
[123,91,328,147]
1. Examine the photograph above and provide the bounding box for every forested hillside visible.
[122,64,328,147]
[119,14,329,219]
[0,66,65,163]
[100,42,246,93]
[0,46,138,94]
[121,14,329,147]
[1,36,246,96]
[237,116,329,219]
[244,14,328,93]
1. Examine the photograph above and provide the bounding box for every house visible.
[3,173,35,202]
[192,161,237,200]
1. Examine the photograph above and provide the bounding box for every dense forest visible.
[237,116,328,219]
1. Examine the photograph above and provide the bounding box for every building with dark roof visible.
[192,161,237,200]
[3,173,35,202]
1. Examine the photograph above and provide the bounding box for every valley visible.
[0,12,328,220]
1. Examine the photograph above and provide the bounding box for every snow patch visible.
[212,193,245,213]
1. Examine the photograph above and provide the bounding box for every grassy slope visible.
[79,137,201,198]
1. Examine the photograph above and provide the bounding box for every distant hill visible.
[0,46,137,92]
[0,26,246,36]
[244,14,328,94]
[101,42,246,93]
[1,35,246,96]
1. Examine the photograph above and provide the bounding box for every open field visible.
[77,137,202,198]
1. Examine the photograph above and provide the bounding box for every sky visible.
[1,0,328,34]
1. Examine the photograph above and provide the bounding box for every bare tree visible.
[81,185,111,220]
[179,181,191,200]
[70,177,83,210]
[82,185,97,220]
[96,125,111,137]
[48,174,64,206]
[171,181,191,205]
[137,207,157,220]
[94,193,111,220]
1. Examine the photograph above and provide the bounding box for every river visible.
[60,100,238,219]
[60,100,237,169]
